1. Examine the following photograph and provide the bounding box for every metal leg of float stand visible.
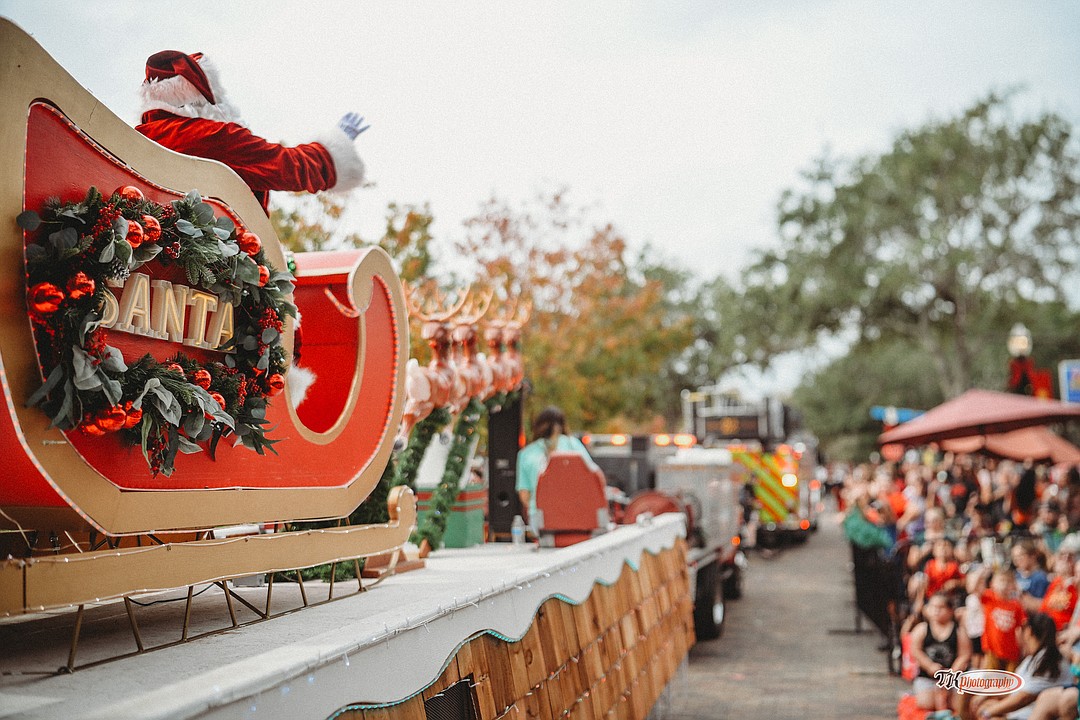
[217,581,239,627]
[327,562,338,600]
[182,586,195,641]
[264,573,274,619]
[296,570,308,607]
[355,559,364,592]
[124,597,145,652]
[64,605,85,673]
[220,582,268,621]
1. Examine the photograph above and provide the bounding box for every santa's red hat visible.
[145,50,216,104]
[140,50,242,124]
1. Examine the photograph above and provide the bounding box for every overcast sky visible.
[3,2,1078,393]
[4,1,1078,282]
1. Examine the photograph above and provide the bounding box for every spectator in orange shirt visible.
[980,568,1026,670]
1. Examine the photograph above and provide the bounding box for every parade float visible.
[0,18,693,720]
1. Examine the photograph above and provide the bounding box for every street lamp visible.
[1007,323,1034,394]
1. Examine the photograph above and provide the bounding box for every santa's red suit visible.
[135,50,365,214]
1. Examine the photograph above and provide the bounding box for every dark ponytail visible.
[1027,612,1062,678]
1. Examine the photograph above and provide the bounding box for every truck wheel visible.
[722,566,742,600]
[694,562,725,641]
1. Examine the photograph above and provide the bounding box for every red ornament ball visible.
[80,415,106,436]
[28,282,65,318]
[96,406,127,433]
[258,265,270,287]
[115,186,145,202]
[210,392,226,410]
[66,271,96,301]
[267,373,285,396]
[237,231,262,256]
[165,363,184,375]
[126,219,144,248]
[193,369,212,389]
[123,405,143,429]
[141,214,162,243]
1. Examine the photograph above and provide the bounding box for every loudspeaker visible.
[487,392,523,538]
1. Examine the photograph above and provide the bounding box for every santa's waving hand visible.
[136,50,366,214]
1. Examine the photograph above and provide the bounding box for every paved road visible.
[665,511,909,719]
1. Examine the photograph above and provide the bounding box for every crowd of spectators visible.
[840,451,1080,720]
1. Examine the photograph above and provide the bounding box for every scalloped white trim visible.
[81,515,687,720]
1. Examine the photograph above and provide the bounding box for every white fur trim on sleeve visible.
[315,128,366,193]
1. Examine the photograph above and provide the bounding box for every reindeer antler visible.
[406,281,470,323]
[459,287,494,325]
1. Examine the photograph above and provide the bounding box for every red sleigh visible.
[0,19,412,616]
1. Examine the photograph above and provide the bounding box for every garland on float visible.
[411,397,485,551]
[391,406,452,490]
[18,186,296,476]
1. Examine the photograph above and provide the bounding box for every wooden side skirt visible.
[1,487,417,616]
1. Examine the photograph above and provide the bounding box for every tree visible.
[270,194,436,285]
[455,192,696,431]
[743,93,1080,399]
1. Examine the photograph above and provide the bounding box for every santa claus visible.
[136,50,367,214]
[136,50,364,405]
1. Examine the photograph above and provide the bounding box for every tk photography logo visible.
[934,669,1024,696]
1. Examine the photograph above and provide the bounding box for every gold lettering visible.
[151,280,189,343]
[114,272,152,336]
[185,291,218,349]
[206,301,234,351]
[100,289,119,328]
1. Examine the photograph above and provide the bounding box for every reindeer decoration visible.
[395,283,468,448]
[450,288,495,408]
[501,299,531,393]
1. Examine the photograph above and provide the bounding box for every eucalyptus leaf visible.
[176,219,198,236]
[54,379,75,428]
[194,202,215,225]
[182,411,205,438]
[50,227,78,251]
[71,347,103,390]
[16,210,41,231]
[114,239,133,266]
[234,255,260,284]
[100,345,128,373]
[134,244,163,263]
[224,353,237,369]
[184,189,203,205]
[217,239,240,258]
[102,377,122,406]
[25,244,47,263]
[99,242,116,263]
[260,327,279,343]
[112,217,129,239]
[151,390,182,426]
[27,363,65,407]
[176,436,203,455]
[257,352,270,371]
[241,335,258,351]
[215,215,235,232]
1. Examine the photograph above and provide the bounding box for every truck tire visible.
[693,561,725,641]
[722,566,742,600]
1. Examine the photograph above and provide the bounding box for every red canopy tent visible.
[939,425,1080,465]
[877,389,1080,447]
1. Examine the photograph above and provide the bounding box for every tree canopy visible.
[739,93,1080,400]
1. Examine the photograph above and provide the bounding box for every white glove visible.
[338,112,370,140]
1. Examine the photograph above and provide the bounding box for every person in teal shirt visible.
[516,406,600,525]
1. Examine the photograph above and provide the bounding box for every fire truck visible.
[681,387,822,547]
[581,433,745,641]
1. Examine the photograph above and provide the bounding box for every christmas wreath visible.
[18,186,296,476]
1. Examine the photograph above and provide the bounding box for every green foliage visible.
[411,398,485,551]
[745,92,1080,401]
